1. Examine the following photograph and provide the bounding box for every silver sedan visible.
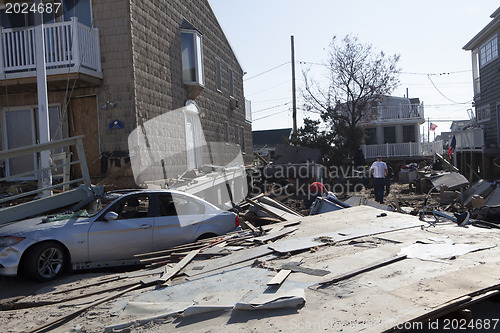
[0,190,239,282]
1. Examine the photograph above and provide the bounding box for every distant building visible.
[252,128,292,158]
[359,96,441,161]
[462,6,500,178]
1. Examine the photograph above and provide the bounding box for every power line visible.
[244,62,290,81]
[401,70,471,76]
[253,109,290,121]
[426,74,472,105]
[252,102,291,114]
[245,80,291,97]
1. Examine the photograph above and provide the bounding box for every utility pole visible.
[34,0,52,196]
[291,35,297,143]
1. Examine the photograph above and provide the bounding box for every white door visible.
[184,104,203,170]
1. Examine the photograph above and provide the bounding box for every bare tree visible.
[302,35,400,162]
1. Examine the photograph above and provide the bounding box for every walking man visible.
[370,155,388,204]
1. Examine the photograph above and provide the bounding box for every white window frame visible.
[497,103,500,147]
[224,122,229,143]
[215,57,222,92]
[479,35,498,68]
[228,67,234,97]
[477,105,490,123]
[181,29,204,86]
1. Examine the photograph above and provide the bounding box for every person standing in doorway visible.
[370,155,388,204]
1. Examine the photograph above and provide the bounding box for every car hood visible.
[0,215,91,238]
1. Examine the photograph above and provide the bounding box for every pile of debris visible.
[3,205,500,332]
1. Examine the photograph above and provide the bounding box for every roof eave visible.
[463,18,500,50]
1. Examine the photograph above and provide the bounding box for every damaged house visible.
[359,96,442,162]
[463,6,500,179]
[0,0,252,183]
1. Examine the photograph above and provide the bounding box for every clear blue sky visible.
[209,0,499,139]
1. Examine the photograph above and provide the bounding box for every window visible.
[479,36,498,67]
[364,128,377,145]
[477,105,490,123]
[403,125,416,143]
[235,125,239,144]
[224,122,229,142]
[228,68,234,97]
[181,24,204,86]
[111,195,151,220]
[383,126,396,144]
[2,105,64,179]
[215,58,222,91]
[63,0,92,27]
[0,1,92,28]
[171,195,204,216]
[472,50,480,96]
[240,126,246,151]
[497,104,500,147]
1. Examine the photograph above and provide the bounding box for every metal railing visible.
[0,17,101,77]
[0,135,91,205]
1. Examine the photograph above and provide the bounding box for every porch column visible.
[34,0,52,196]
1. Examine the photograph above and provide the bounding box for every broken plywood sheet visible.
[343,196,392,211]
[429,172,469,190]
[234,288,305,310]
[485,187,500,206]
[463,179,496,207]
[183,245,274,277]
[389,264,500,308]
[109,265,312,330]
[398,242,496,263]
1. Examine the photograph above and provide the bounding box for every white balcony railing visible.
[454,128,484,151]
[0,17,101,78]
[362,141,444,159]
[378,103,424,121]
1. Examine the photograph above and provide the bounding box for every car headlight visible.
[0,236,25,247]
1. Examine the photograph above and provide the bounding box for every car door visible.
[88,194,154,262]
[152,193,205,251]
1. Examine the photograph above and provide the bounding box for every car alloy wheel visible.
[25,242,67,282]
[37,247,64,279]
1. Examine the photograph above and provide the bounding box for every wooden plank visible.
[258,196,304,217]
[245,197,287,221]
[240,218,260,234]
[267,269,292,286]
[158,249,200,284]
[253,227,298,244]
[29,283,143,333]
[318,255,407,287]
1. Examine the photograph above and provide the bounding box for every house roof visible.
[463,6,500,50]
[252,128,292,148]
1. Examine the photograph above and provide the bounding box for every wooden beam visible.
[157,249,200,285]
[318,255,407,287]
[267,269,292,286]
[245,197,287,221]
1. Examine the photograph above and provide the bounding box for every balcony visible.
[0,18,102,91]
[360,103,425,125]
[454,128,484,151]
[362,141,444,159]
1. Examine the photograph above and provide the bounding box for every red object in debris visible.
[310,182,327,195]
[235,214,240,227]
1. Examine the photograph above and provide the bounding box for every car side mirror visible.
[104,211,119,221]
